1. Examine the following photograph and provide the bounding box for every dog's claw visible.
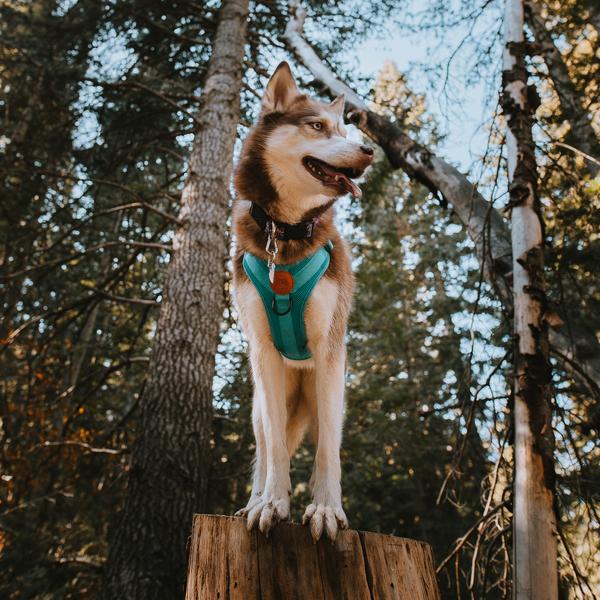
[258,502,274,535]
[303,503,348,542]
[325,509,339,541]
[235,494,262,519]
[311,509,324,542]
[302,503,317,525]
[244,497,289,536]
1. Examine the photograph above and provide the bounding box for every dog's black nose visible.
[360,145,374,156]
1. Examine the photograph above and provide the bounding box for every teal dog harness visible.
[242,241,333,360]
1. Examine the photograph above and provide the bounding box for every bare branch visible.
[554,141,600,168]
[53,555,104,570]
[89,287,160,307]
[285,1,512,298]
[284,2,368,111]
[2,240,172,281]
[37,440,126,455]
[436,501,509,574]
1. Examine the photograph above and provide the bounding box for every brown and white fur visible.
[231,62,373,541]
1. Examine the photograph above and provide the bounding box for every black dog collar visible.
[249,202,319,241]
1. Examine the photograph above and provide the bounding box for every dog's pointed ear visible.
[262,62,302,113]
[329,94,346,116]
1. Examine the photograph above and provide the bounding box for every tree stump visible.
[185,514,441,600]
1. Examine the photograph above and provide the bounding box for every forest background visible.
[0,0,598,599]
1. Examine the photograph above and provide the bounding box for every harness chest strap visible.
[242,241,333,361]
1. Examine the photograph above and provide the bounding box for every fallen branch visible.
[282,0,600,393]
[284,1,512,299]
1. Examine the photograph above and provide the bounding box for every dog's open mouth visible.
[302,156,364,198]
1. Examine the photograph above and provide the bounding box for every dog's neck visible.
[233,199,340,265]
[264,182,331,224]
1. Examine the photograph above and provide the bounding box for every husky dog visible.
[231,62,373,541]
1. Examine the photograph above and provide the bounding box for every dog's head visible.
[235,62,373,221]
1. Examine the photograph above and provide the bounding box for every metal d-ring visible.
[271,296,292,316]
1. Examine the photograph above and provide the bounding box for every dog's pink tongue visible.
[320,162,362,198]
[337,174,362,198]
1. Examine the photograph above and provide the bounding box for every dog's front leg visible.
[234,391,266,517]
[245,345,291,535]
[303,347,348,541]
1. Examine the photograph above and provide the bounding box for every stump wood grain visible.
[185,514,440,600]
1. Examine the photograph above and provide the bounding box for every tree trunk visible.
[283,0,600,396]
[185,515,441,600]
[527,1,599,177]
[502,1,558,598]
[102,1,249,598]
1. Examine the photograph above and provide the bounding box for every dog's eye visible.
[311,122,323,131]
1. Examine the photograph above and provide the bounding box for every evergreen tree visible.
[1,1,598,598]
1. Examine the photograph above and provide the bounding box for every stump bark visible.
[185,514,440,600]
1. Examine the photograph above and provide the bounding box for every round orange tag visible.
[271,271,294,295]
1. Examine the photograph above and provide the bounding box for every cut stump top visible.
[185,514,440,600]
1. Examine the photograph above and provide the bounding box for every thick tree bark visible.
[502,1,558,598]
[283,0,600,395]
[527,1,599,177]
[102,1,249,599]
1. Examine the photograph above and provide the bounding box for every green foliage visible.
[343,157,488,545]
[1,0,599,598]
[0,0,211,595]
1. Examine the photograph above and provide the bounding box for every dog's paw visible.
[245,496,290,537]
[234,494,263,518]
[302,503,348,542]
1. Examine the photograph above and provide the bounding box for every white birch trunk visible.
[502,1,558,598]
